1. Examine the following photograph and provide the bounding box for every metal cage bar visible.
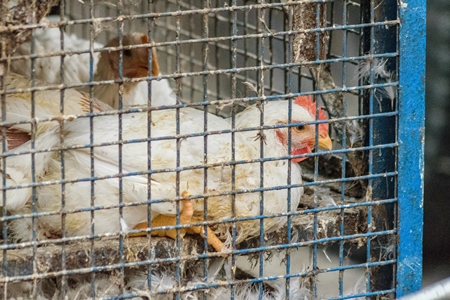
[397,0,426,296]
[0,0,426,299]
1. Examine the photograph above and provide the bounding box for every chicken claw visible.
[186,219,224,252]
[131,191,224,252]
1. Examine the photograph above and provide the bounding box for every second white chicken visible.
[11,20,175,108]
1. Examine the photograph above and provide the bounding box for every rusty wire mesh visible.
[0,1,402,299]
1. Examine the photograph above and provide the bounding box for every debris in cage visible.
[1,207,367,278]
[0,0,59,55]
[310,65,367,184]
[290,1,328,62]
[0,204,368,299]
[1,267,315,300]
[301,155,364,198]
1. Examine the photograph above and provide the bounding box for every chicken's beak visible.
[318,134,333,150]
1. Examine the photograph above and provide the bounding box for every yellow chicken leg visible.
[131,191,224,252]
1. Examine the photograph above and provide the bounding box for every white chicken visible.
[0,73,108,211]
[11,21,175,108]
[10,23,103,87]
[7,95,332,252]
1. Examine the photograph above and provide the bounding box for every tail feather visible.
[1,125,62,210]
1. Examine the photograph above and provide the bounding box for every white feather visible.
[357,58,397,108]
[348,119,364,148]
[319,194,337,207]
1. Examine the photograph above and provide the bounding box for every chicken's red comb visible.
[295,95,329,134]
[294,95,328,121]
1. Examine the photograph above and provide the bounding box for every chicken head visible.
[101,33,160,79]
[273,96,332,162]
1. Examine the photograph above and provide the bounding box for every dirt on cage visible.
[0,0,60,55]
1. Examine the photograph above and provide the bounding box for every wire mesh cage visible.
[0,0,425,299]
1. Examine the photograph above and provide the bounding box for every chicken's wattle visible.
[292,147,312,162]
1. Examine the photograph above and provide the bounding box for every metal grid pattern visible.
[0,0,425,299]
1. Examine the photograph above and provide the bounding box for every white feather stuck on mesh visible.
[347,119,364,148]
[356,58,397,109]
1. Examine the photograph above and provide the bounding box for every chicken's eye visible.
[123,49,132,57]
[293,125,305,132]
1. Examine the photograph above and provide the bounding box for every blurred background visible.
[423,0,450,286]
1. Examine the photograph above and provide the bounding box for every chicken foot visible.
[131,191,224,252]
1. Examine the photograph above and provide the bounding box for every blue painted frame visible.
[397,0,426,296]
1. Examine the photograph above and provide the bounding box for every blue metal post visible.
[397,0,426,297]
[361,0,397,294]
